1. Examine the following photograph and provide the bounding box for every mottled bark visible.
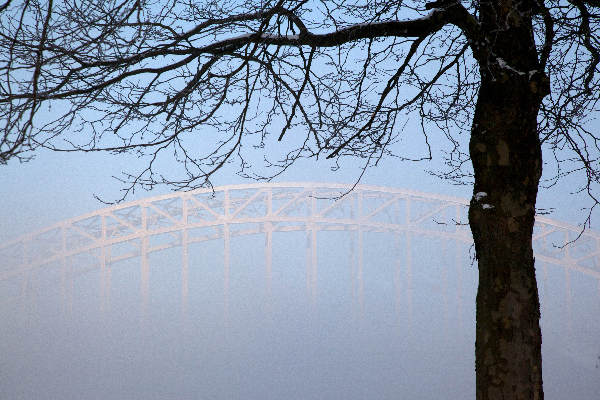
[469,86,544,400]
[468,1,550,399]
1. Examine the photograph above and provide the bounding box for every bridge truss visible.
[1,182,599,316]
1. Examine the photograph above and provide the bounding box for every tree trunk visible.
[469,76,545,399]
[468,2,550,398]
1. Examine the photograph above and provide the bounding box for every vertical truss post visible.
[182,196,189,317]
[564,231,574,338]
[21,238,28,268]
[141,204,149,320]
[357,192,364,318]
[264,220,273,317]
[305,190,312,301]
[311,228,318,303]
[61,226,66,315]
[597,279,600,313]
[100,214,108,313]
[19,240,32,317]
[455,239,463,331]
[265,188,273,298]
[305,229,312,299]
[393,230,402,322]
[305,226,318,303]
[61,224,72,316]
[20,240,29,308]
[349,204,358,319]
[19,273,29,313]
[455,205,463,331]
[106,245,112,312]
[393,199,401,323]
[224,189,230,323]
[19,275,30,317]
[308,191,318,304]
[595,240,600,304]
[541,254,549,302]
[100,246,108,313]
[406,198,413,331]
[565,267,574,338]
[442,238,449,334]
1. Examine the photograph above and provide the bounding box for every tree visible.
[1,0,599,398]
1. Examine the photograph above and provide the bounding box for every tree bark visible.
[468,2,550,399]
[469,81,544,399]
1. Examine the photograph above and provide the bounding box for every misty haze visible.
[1,183,598,399]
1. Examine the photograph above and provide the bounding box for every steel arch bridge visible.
[2,182,600,400]
[1,182,599,313]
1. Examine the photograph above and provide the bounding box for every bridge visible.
[1,182,599,399]
[1,182,599,303]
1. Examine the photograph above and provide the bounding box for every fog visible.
[2,220,598,399]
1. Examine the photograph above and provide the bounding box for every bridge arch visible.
[1,182,599,399]
[1,182,599,305]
